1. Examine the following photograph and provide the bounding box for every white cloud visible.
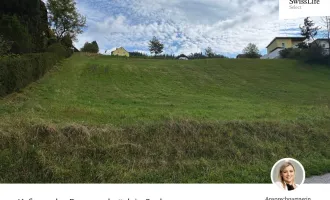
[73,0,322,57]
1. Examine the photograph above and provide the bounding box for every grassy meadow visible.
[1,53,330,183]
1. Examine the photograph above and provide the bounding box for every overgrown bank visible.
[0,120,329,183]
[1,55,330,183]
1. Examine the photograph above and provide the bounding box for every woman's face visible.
[281,165,295,183]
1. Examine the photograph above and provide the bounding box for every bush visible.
[60,35,73,49]
[80,41,99,53]
[0,53,62,96]
[0,14,33,54]
[279,48,291,58]
[301,45,328,64]
[0,42,75,97]
[279,48,302,59]
[245,53,261,58]
[289,48,303,58]
[0,34,11,55]
[47,37,58,46]
[46,43,72,58]
[279,46,329,65]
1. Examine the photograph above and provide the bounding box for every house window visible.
[282,43,285,48]
[322,44,326,48]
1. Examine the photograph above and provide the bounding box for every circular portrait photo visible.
[271,158,305,191]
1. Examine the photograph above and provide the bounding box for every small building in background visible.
[176,54,189,60]
[111,47,130,57]
[236,54,247,58]
[261,37,305,59]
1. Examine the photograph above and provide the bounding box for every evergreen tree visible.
[300,17,321,43]
[148,36,164,55]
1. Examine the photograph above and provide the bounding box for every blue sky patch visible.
[72,0,326,58]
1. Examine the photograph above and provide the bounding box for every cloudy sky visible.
[67,0,325,57]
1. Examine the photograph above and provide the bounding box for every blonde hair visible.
[278,162,296,189]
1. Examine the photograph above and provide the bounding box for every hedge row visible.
[279,46,330,65]
[0,43,72,97]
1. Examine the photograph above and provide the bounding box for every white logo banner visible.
[0,184,329,200]
[279,0,330,19]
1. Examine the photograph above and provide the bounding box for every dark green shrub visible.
[280,48,293,58]
[0,0,50,53]
[0,41,75,96]
[60,34,73,49]
[0,52,61,97]
[301,45,327,64]
[288,48,303,58]
[46,43,72,58]
[47,37,58,46]
[279,46,329,65]
[280,48,303,59]
[245,53,261,58]
[81,41,99,53]
[0,15,33,54]
[0,34,11,55]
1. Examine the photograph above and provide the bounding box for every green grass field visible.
[1,53,330,183]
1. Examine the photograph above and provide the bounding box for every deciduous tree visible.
[243,43,261,58]
[80,41,99,53]
[91,41,99,53]
[47,0,86,41]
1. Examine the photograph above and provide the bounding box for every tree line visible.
[0,0,86,55]
[81,41,99,53]
[147,35,263,59]
[146,36,229,59]
[0,0,87,97]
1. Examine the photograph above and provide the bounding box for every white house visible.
[177,54,189,60]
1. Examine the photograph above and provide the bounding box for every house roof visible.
[310,39,330,47]
[268,46,285,54]
[266,37,306,48]
[111,47,128,53]
[176,54,189,59]
[72,46,80,52]
[236,54,246,58]
[312,38,330,42]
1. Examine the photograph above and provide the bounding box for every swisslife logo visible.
[279,0,330,19]
[289,0,320,4]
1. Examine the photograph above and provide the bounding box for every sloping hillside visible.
[0,54,330,183]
